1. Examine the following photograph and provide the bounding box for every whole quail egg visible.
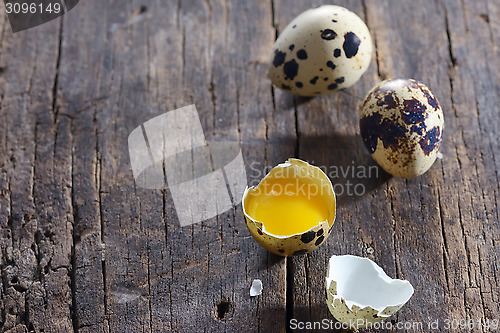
[242,159,336,256]
[360,79,444,178]
[269,5,372,96]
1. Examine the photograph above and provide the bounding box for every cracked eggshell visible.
[326,255,414,330]
[242,159,336,257]
[360,78,444,178]
[250,279,263,297]
[269,5,372,96]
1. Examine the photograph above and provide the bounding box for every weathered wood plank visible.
[276,0,500,332]
[272,1,399,331]
[0,11,73,333]
[0,0,499,332]
[441,0,500,329]
[55,1,120,332]
[363,1,453,331]
[58,0,286,332]
[144,0,287,331]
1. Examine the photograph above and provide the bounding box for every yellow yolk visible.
[246,178,329,236]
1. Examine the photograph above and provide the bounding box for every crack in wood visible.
[437,187,451,292]
[70,118,79,333]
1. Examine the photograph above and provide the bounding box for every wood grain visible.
[0,0,498,332]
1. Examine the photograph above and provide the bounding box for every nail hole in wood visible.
[215,300,230,321]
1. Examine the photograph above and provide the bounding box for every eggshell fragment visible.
[326,255,414,330]
[269,5,372,96]
[360,78,444,178]
[242,159,336,256]
[250,279,263,297]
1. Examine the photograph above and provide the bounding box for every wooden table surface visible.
[0,0,499,332]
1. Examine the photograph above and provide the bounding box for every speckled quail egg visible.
[360,79,444,178]
[269,5,373,96]
[242,159,336,256]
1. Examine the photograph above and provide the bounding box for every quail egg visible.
[360,79,444,178]
[269,5,373,96]
[242,159,336,256]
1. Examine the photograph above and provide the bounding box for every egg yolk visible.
[246,177,329,236]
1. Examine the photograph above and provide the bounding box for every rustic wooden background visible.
[0,0,499,332]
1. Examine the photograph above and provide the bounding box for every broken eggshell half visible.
[326,255,414,329]
[242,159,336,256]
